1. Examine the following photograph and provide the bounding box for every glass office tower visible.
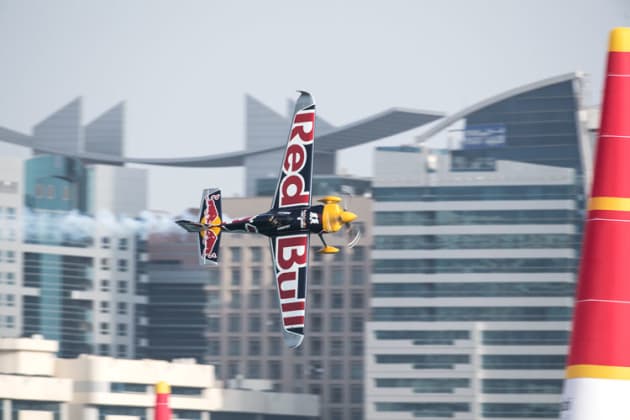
[366,73,590,419]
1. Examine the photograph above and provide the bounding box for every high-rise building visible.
[148,195,372,420]
[365,73,590,419]
[0,99,149,359]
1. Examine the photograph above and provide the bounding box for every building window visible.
[330,385,343,403]
[208,316,221,332]
[101,258,109,271]
[117,302,127,315]
[117,323,127,337]
[228,338,241,356]
[36,184,44,198]
[230,291,241,308]
[311,314,323,332]
[117,259,128,272]
[311,290,323,308]
[5,315,15,328]
[6,272,14,284]
[330,361,343,380]
[351,316,363,333]
[251,268,262,286]
[352,246,365,261]
[267,313,280,332]
[118,238,128,250]
[228,314,241,332]
[294,364,303,380]
[63,185,70,200]
[100,323,109,335]
[230,247,241,262]
[47,185,55,199]
[6,294,14,307]
[310,338,322,356]
[207,291,221,309]
[310,267,323,285]
[248,315,261,332]
[351,267,363,285]
[269,361,282,380]
[231,268,241,286]
[249,291,261,309]
[6,207,15,219]
[117,344,127,357]
[248,338,261,356]
[208,340,221,356]
[99,344,110,355]
[330,315,344,332]
[248,361,261,379]
[117,280,128,294]
[208,269,220,286]
[228,361,240,379]
[350,385,363,403]
[330,339,343,356]
[351,292,363,308]
[101,237,110,249]
[269,337,282,356]
[100,301,109,313]
[267,290,277,308]
[6,251,15,263]
[351,340,362,355]
[100,279,110,292]
[351,361,362,380]
[251,247,262,262]
[331,292,344,308]
[332,268,344,285]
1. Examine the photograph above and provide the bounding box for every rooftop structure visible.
[0,336,319,420]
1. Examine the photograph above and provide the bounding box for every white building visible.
[366,74,590,419]
[0,336,318,420]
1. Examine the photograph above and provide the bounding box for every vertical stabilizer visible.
[561,27,630,420]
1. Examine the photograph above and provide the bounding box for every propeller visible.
[339,191,361,249]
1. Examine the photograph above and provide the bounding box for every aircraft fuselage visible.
[221,204,328,236]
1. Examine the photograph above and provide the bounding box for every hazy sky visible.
[0,0,628,213]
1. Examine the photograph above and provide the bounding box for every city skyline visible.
[0,0,627,212]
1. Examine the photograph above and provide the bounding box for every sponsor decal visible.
[202,193,221,260]
[275,234,308,328]
[279,110,315,208]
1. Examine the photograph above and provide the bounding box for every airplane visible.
[175,91,360,348]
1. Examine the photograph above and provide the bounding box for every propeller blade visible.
[346,223,361,248]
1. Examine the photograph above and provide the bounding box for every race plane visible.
[175,91,360,348]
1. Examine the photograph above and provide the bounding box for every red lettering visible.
[283,143,306,173]
[276,236,308,270]
[290,112,315,142]
[282,301,305,312]
[277,272,297,299]
[280,174,309,207]
[283,315,305,326]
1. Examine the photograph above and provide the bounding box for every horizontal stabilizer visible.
[175,219,207,233]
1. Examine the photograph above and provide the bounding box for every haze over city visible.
[0,0,627,213]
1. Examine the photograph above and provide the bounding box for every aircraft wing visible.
[269,233,310,348]
[271,91,316,210]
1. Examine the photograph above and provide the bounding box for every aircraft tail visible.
[175,188,223,265]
